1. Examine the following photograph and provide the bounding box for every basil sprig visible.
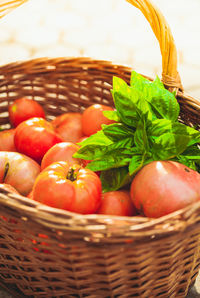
[74,71,200,192]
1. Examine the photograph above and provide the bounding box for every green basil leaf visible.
[103,110,120,122]
[74,144,108,160]
[130,71,180,121]
[100,166,132,192]
[134,114,149,152]
[86,147,134,171]
[112,76,152,127]
[148,119,200,147]
[151,132,192,160]
[102,123,135,145]
[74,130,113,160]
[128,154,144,175]
[130,71,151,89]
[86,155,131,172]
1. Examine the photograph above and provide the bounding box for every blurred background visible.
[0,0,200,98]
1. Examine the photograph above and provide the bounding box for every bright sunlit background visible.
[0,0,200,97]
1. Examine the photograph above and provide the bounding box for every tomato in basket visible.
[41,141,81,170]
[51,112,84,143]
[0,151,40,196]
[8,97,45,127]
[97,190,137,216]
[82,104,115,136]
[0,128,16,151]
[130,160,200,218]
[14,117,63,163]
[32,161,102,214]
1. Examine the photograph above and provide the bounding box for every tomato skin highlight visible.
[82,104,115,136]
[33,161,102,214]
[97,190,137,216]
[14,117,63,163]
[8,97,45,127]
[130,160,200,218]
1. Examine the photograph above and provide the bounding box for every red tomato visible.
[33,161,102,214]
[0,183,19,194]
[130,161,200,218]
[82,104,115,136]
[97,190,136,216]
[8,97,45,127]
[52,112,84,143]
[0,129,16,151]
[14,117,63,163]
[41,142,81,170]
[0,151,40,196]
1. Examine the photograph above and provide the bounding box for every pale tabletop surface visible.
[0,0,200,297]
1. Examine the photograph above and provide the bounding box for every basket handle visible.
[127,0,183,92]
[0,0,28,19]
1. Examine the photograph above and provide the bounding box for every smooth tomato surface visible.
[0,129,16,151]
[14,117,63,163]
[33,161,102,214]
[8,97,45,127]
[52,112,84,143]
[97,190,136,216]
[82,104,115,136]
[41,142,81,170]
[0,151,40,196]
[130,160,200,218]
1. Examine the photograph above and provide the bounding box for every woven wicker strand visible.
[0,0,28,18]
[0,0,200,297]
[127,0,182,91]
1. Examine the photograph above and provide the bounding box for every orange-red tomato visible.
[52,112,84,143]
[14,117,63,163]
[8,97,45,127]
[0,151,40,196]
[33,161,102,214]
[41,142,81,170]
[82,104,115,136]
[0,129,16,151]
[130,160,200,218]
[97,190,136,216]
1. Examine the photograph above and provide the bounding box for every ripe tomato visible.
[8,97,45,127]
[130,160,200,218]
[0,151,40,196]
[82,104,115,136]
[0,129,16,151]
[41,142,81,170]
[52,112,84,143]
[97,190,136,216]
[33,161,102,214]
[14,117,63,163]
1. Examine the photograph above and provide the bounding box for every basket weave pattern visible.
[0,0,200,297]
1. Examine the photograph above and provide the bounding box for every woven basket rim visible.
[1,56,200,109]
[1,186,200,239]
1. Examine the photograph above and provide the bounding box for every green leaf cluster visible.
[74,71,200,192]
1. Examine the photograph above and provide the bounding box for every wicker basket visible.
[0,0,28,19]
[0,0,200,297]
